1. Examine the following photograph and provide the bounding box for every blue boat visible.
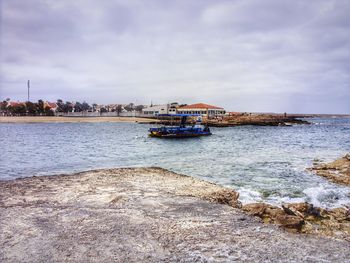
[149,114,212,138]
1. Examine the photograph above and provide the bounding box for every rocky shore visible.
[243,202,350,239]
[207,115,310,127]
[308,154,350,186]
[1,168,349,262]
[155,114,310,127]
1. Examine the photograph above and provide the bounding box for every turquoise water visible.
[1,118,349,208]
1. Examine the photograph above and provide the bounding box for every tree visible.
[81,102,91,112]
[44,106,54,116]
[37,100,45,115]
[74,102,83,112]
[64,102,73,113]
[25,101,37,115]
[8,104,26,115]
[92,103,97,112]
[124,103,134,112]
[116,105,123,116]
[0,101,8,112]
[135,105,144,112]
[56,99,65,112]
[100,107,108,113]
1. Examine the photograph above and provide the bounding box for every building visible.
[177,103,225,116]
[44,102,58,112]
[8,101,26,107]
[142,102,179,116]
[168,102,179,114]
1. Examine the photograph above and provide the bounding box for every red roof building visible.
[177,103,225,116]
[44,102,58,110]
[8,101,26,107]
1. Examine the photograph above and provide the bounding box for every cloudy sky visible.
[1,0,349,113]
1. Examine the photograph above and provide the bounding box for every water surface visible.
[1,117,349,208]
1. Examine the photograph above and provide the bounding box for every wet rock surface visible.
[207,115,310,127]
[242,202,350,239]
[157,115,310,127]
[309,154,350,185]
[1,168,350,262]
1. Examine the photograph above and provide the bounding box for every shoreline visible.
[3,114,348,126]
[0,116,158,123]
[1,167,349,262]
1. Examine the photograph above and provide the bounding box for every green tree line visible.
[0,99,145,116]
[0,99,55,116]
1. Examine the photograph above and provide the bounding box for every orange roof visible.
[178,103,224,110]
[46,102,58,108]
[8,102,25,107]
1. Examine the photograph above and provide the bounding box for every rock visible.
[206,114,310,127]
[345,154,350,161]
[274,215,304,232]
[1,167,350,263]
[283,203,322,219]
[242,203,271,216]
[242,203,301,231]
[308,154,350,185]
[328,207,350,221]
[202,189,241,208]
[243,202,350,237]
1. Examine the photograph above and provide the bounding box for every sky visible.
[0,0,349,113]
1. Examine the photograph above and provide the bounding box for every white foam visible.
[237,188,263,204]
[303,186,350,209]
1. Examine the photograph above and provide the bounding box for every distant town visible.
[0,99,227,118]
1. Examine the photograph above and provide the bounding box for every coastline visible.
[1,167,349,262]
[0,116,158,123]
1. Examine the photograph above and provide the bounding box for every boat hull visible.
[149,131,212,138]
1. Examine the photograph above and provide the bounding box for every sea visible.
[1,117,349,209]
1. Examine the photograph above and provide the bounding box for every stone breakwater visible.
[1,168,350,262]
[309,154,350,186]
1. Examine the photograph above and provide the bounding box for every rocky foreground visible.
[309,154,350,186]
[1,168,350,262]
[242,202,350,239]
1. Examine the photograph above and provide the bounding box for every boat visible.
[149,114,212,138]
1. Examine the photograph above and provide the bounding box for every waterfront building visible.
[177,103,226,116]
[44,102,58,112]
[142,102,179,116]
[7,101,26,107]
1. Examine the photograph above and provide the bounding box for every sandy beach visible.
[1,167,349,262]
[0,116,157,123]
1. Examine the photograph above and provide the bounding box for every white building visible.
[177,103,225,116]
[142,102,179,116]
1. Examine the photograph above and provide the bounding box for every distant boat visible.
[149,114,212,138]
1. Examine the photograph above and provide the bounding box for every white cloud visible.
[0,0,349,113]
